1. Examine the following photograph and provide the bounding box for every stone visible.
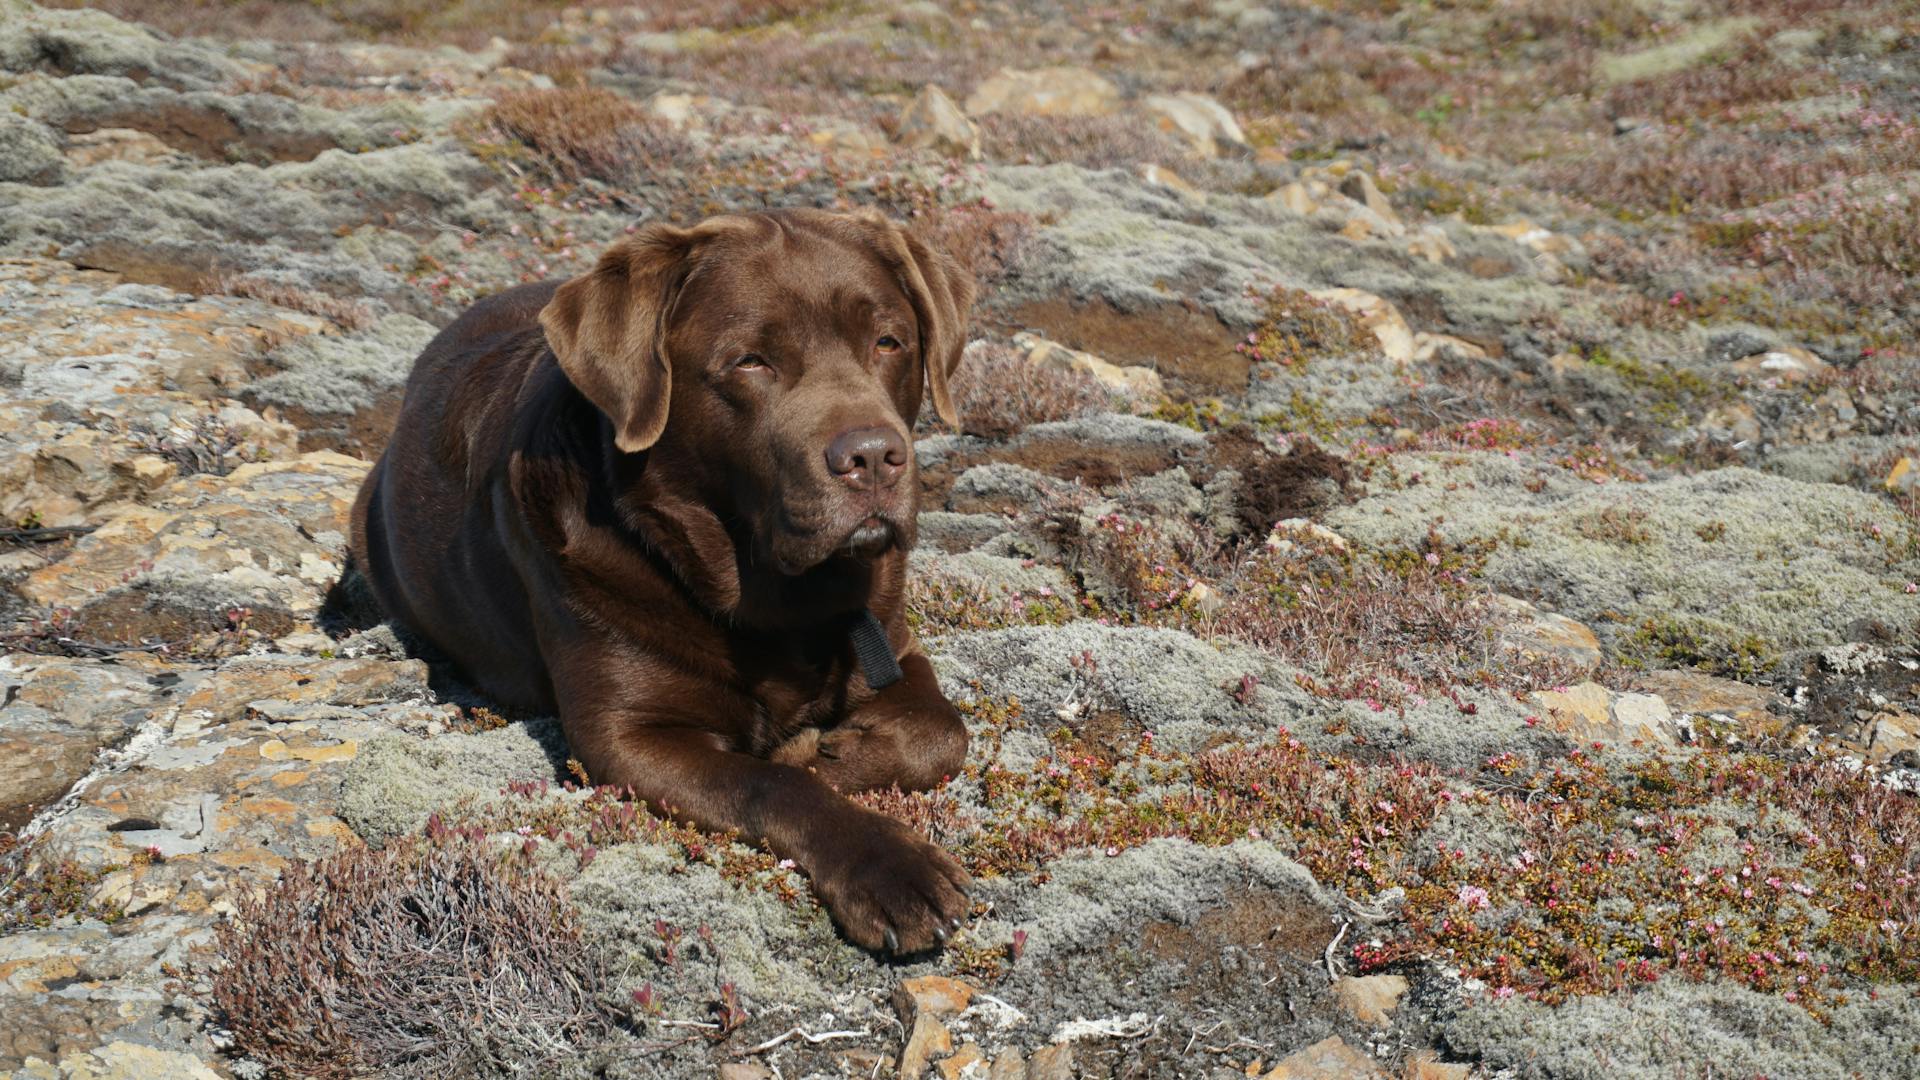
[894,975,978,1024]
[1730,347,1827,383]
[1332,974,1409,1028]
[1882,456,1915,495]
[1631,670,1782,735]
[63,128,180,169]
[16,1040,222,1080]
[1137,162,1201,199]
[937,1043,986,1080]
[1700,402,1762,445]
[1866,711,1920,763]
[179,655,431,723]
[1015,332,1162,399]
[1337,171,1402,232]
[807,120,889,156]
[898,1013,954,1078]
[1026,1044,1074,1080]
[1306,289,1413,363]
[964,67,1120,118]
[986,1050,1025,1080]
[1531,682,1679,749]
[1405,225,1455,263]
[1264,1036,1387,1079]
[18,451,370,627]
[1139,92,1248,157]
[896,84,981,160]
[718,1064,774,1080]
[0,654,173,826]
[1404,1055,1472,1080]
[1266,518,1349,554]
[1268,181,1318,215]
[644,92,730,131]
[1492,595,1604,672]
[1411,333,1489,363]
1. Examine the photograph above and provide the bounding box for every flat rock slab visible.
[0,653,177,829]
[1,650,448,1072]
[18,451,369,635]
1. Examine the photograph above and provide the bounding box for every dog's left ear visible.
[868,219,975,430]
[540,224,695,453]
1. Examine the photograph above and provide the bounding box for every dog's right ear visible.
[540,224,695,454]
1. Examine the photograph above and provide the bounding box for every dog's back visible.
[349,281,571,710]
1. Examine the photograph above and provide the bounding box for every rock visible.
[1411,333,1489,363]
[1337,171,1402,232]
[898,1013,954,1078]
[1333,974,1409,1028]
[15,1040,222,1080]
[1014,332,1162,399]
[0,654,172,826]
[643,92,731,131]
[1266,518,1349,554]
[894,975,978,1025]
[1866,711,1920,763]
[63,128,179,169]
[1887,457,1916,495]
[1306,289,1413,363]
[1730,347,1827,384]
[807,119,889,156]
[1139,92,1247,157]
[1404,1055,1472,1080]
[964,67,1120,118]
[179,655,431,724]
[896,84,981,160]
[986,1050,1025,1080]
[1492,595,1604,672]
[717,1064,774,1080]
[1700,402,1762,445]
[1268,181,1318,215]
[1631,670,1783,736]
[1026,1044,1074,1080]
[18,451,369,630]
[1137,162,1201,199]
[1404,225,1455,263]
[937,1043,986,1080]
[1475,220,1579,282]
[1264,1036,1387,1079]
[1531,682,1679,749]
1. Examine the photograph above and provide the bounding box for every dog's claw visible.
[934,925,948,944]
[884,928,899,954]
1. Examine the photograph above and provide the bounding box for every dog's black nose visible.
[825,426,907,491]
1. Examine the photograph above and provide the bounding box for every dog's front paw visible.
[806,811,970,954]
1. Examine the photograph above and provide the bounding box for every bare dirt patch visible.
[1007,296,1250,395]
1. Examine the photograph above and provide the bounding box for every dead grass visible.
[209,273,376,331]
[480,87,688,185]
[204,832,618,1080]
[946,341,1114,439]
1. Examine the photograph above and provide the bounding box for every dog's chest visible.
[736,634,870,753]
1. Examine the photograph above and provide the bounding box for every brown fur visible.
[350,209,976,953]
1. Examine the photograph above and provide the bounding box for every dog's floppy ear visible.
[539,224,694,453]
[866,218,976,430]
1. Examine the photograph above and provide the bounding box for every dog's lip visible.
[837,516,896,558]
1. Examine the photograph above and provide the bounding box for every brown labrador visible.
[349,209,975,953]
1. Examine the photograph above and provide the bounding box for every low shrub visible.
[205,833,619,1080]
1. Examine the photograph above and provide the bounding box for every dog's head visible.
[539,210,973,575]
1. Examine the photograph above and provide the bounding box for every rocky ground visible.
[1,1,1918,1077]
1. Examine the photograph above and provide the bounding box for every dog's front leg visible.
[772,651,969,794]
[564,715,969,954]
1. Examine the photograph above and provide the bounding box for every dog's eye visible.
[875,336,903,354]
[733,354,769,371]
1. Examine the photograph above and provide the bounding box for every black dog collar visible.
[850,608,903,690]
